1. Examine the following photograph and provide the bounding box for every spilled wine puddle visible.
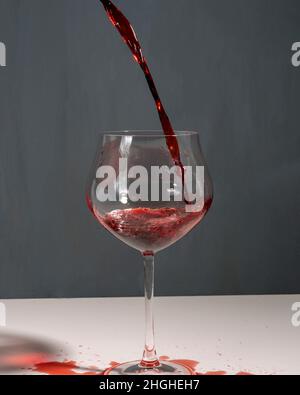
[32,360,104,375]
[31,357,254,376]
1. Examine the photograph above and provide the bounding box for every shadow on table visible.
[0,330,59,373]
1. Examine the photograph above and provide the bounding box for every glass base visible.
[105,361,194,375]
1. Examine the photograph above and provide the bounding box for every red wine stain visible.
[32,358,255,376]
[236,371,254,376]
[198,370,227,375]
[33,360,79,375]
[0,352,49,368]
[32,360,104,376]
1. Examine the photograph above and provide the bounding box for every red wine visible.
[32,360,103,375]
[99,0,183,171]
[32,358,254,375]
[94,203,211,253]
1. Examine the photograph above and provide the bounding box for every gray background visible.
[0,0,299,299]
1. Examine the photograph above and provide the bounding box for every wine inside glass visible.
[86,131,213,375]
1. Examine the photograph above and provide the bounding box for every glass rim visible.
[100,130,199,137]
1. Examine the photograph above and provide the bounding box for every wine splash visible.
[99,0,185,175]
[94,203,212,253]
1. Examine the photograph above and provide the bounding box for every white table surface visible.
[0,295,299,375]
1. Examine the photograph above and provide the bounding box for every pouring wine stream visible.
[99,0,197,372]
[99,0,188,193]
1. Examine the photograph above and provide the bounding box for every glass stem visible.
[140,252,160,368]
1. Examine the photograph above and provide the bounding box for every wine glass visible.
[86,131,213,375]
